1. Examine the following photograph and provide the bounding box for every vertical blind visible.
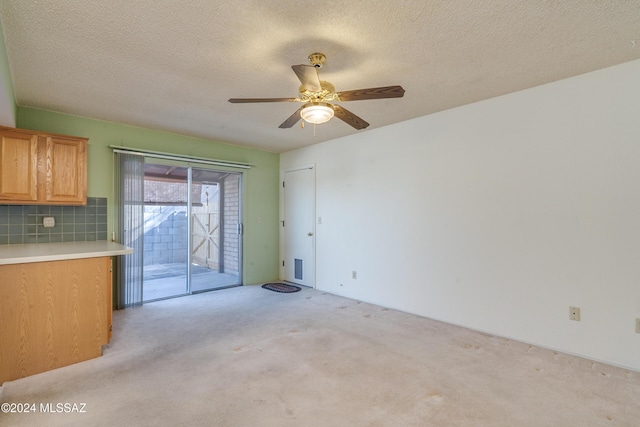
[117,152,145,308]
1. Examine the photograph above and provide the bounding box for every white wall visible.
[280,59,640,371]
[0,18,16,127]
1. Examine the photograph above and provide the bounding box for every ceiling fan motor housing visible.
[308,52,326,68]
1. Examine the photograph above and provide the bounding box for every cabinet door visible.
[0,130,38,201]
[0,257,111,384]
[108,258,113,341]
[43,136,87,204]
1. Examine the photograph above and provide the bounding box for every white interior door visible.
[283,166,315,287]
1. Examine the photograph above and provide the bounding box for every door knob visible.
[307,232,314,236]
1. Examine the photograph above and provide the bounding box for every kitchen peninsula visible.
[0,241,132,384]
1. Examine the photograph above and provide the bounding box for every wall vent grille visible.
[294,258,303,280]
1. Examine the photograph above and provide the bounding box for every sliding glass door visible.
[142,164,190,301]
[190,169,242,293]
[140,163,242,302]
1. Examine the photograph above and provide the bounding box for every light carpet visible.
[1,285,639,426]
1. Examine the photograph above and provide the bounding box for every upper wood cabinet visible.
[42,135,87,204]
[0,126,88,205]
[0,128,38,202]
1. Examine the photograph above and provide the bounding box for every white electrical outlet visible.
[43,217,55,228]
[569,306,581,321]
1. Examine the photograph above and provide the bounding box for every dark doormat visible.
[261,283,301,293]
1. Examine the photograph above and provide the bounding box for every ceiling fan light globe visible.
[301,102,334,124]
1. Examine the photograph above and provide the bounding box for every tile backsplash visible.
[0,197,108,245]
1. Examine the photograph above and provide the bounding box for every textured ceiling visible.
[0,1,639,153]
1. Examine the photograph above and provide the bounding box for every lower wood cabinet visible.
[0,257,112,384]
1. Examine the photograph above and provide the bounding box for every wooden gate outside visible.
[191,212,220,269]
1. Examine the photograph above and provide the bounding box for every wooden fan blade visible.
[337,85,405,101]
[291,64,322,92]
[332,105,369,130]
[228,98,297,103]
[278,106,304,128]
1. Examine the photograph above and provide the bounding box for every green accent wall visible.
[17,107,280,285]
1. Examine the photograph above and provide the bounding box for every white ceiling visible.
[1,1,639,153]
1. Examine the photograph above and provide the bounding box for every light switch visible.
[43,217,55,228]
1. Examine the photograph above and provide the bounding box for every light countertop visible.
[0,241,133,265]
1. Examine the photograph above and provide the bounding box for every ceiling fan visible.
[228,53,405,130]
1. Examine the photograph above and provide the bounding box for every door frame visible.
[139,162,244,302]
[279,163,316,287]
